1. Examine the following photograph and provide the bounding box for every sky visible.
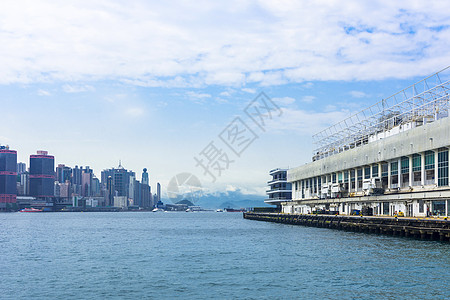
[1,0,449,196]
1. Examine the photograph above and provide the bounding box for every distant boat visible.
[224,208,246,212]
[152,208,164,212]
[216,209,224,212]
[19,207,43,213]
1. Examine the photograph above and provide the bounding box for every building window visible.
[425,151,435,170]
[372,165,379,177]
[391,162,398,175]
[438,149,448,187]
[344,171,349,182]
[419,200,424,213]
[332,173,336,183]
[412,154,421,172]
[338,172,343,183]
[381,163,388,177]
[401,156,409,174]
[357,169,362,180]
[364,166,370,179]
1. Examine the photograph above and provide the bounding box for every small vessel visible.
[224,208,246,212]
[19,207,43,213]
[152,208,164,212]
[216,209,224,212]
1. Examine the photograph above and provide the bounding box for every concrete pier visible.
[243,212,450,242]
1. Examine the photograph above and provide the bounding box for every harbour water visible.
[1,212,449,299]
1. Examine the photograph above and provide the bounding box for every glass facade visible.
[412,154,421,172]
[29,154,55,198]
[425,151,435,170]
[364,166,370,179]
[372,165,379,177]
[0,150,18,204]
[391,162,398,175]
[438,149,449,186]
[381,163,388,177]
[401,156,409,174]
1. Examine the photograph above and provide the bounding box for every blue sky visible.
[1,0,449,196]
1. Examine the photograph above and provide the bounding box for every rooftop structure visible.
[312,66,450,162]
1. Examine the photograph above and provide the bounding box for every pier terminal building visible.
[284,67,450,217]
[265,168,292,209]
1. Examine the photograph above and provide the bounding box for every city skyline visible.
[1,1,449,195]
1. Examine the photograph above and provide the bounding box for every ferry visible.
[19,207,43,213]
[224,208,246,212]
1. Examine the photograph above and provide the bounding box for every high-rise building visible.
[0,146,17,209]
[17,162,26,174]
[72,165,82,184]
[141,168,151,208]
[56,164,72,183]
[142,168,149,185]
[17,162,29,196]
[18,172,30,196]
[101,162,135,206]
[92,176,100,196]
[72,165,82,195]
[106,176,114,206]
[29,150,55,200]
[81,166,93,197]
[157,182,161,203]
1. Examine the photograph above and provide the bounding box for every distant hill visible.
[164,189,270,210]
[176,199,195,206]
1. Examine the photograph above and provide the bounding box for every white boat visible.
[216,209,224,212]
[152,208,164,212]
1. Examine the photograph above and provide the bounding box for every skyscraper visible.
[72,165,82,195]
[16,162,26,174]
[142,168,149,185]
[0,145,17,210]
[101,162,135,206]
[106,176,114,206]
[141,168,151,208]
[56,164,72,183]
[81,166,93,197]
[16,162,29,196]
[29,150,55,200]
[157,182,161,203]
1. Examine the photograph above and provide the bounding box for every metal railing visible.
[312,67,450,161]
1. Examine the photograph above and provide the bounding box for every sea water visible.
[1,212,449,299]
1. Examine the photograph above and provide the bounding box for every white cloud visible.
[349,90,369,98]
[186,91,212,99]
[125,107,145,117]
[0,1,448,86]
[300,95,316,103]
[37,89,51,96]
[302,82,314,89]
[62,84,95,93]
[269,107,351,136]
[273,96,295,105]
[242,88,256,94]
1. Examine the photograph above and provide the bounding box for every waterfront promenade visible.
[244,212,450,242]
